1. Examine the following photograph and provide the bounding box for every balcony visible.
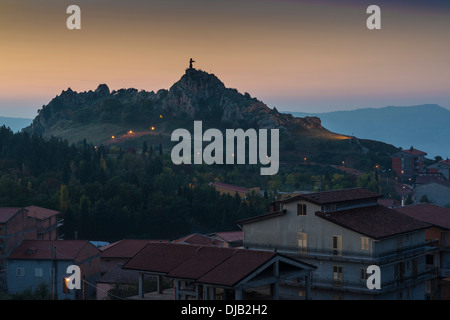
[286,266,437,295]
[244,240,439,264]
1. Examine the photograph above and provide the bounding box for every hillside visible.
[284,104,450,158]
[23,68,399,172]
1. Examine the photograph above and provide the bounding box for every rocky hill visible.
[25,68,324,138]
[23,67,399,172]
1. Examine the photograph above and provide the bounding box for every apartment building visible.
[238,188,438,300]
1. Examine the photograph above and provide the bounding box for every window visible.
[298,232,307,254]
[16,268,25,277]
[332,235,342,256]
[333,266,343,287]
[297,204,307,216]
[360,268,369,281]
[35,268,43,277]
[360,237,370,250]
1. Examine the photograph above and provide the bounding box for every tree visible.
[60,185,70,212]
[419,194,431,203]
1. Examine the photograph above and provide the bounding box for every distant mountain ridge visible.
[283,104,450,158]
[0,116,32,133]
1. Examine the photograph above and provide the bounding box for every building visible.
[25,206,62,240]
[0,208,35,291]
[209,182,260,199]
[427,159,450,180]
[395,203,450,299]
[122,242,316,300]
[207,231,244,248]
[238,188,438,300]
[7,240,101,299]
[415,180,450,207]
[392,147,427,182]
[97,239,167,299]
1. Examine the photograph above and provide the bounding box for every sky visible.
[0,0,449,118]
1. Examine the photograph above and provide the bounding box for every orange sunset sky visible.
[0,0,449,118]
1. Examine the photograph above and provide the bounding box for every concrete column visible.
[273,260,279,300]
[305,273,312,300]
[174,279,180,300]
[138,272,144,299]
[157,275,163,294]
[235,288,243,300]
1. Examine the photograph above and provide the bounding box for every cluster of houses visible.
[391,147,450,207]
[1,185,450,300]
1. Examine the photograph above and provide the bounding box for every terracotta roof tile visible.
[7,240,99,260]
[0,207,22,223]
[173,233,224,246]
[100,239,168,258]
[395,203,450,230]
[280,188,381,205]
[123,243,282,287]
[316,205,430,239]
[197,249,275,286]
[24,206,60,220]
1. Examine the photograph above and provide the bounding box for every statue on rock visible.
[189,58,196,70]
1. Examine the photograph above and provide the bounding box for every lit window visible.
[360,237,370,250]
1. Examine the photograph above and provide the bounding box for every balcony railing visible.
[244,240,439,264]
[287,266,437,295]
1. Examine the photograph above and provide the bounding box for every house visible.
[415,180,450,207]
[97,239,167,299]
[207,231,244,248]
[173,233,226,247]
[209,182,260,199]
[7,240,101,300]
[427,159,450,180]
[392,147,427,182]
[395,203,450,299]
[0,208,35,291]
[122,242,316,300]
[238,188,438,300]
[25,206,62,240]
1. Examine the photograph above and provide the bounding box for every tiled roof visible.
[173,233,224,247]
[395,203,450,230]
[280,188,381,205]
[100,239,168,258]
[440,159,450,166]
[25,206,60,220]
[415,174,447,185]
[212,231,244,242]
[237,210,286,225]
[0,207,22,223]
[123,243,311,287]
[98,263,139,285]
[196,249,277,287]
[403,148,427,156]
[7,240,99,260]
[210,182,249,194]
[316,204,430,240]
[378,198,401,208]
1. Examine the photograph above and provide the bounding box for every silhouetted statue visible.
[189,58,196,69]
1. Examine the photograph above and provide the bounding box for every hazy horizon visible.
[1,0,449,118]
